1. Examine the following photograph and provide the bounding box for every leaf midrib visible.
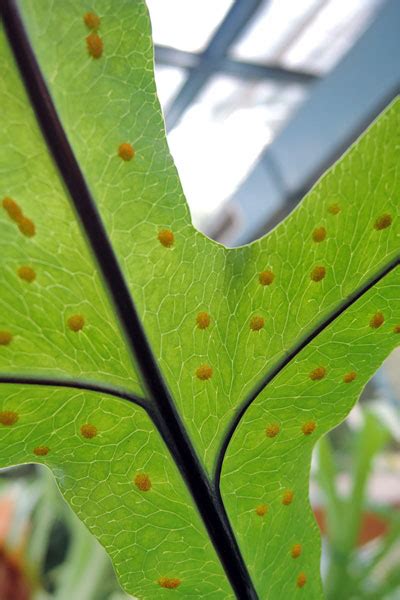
[214,254,400,486]
[0,375,146,408]
[0,2,257,598]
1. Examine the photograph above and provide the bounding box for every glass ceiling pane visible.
[281,0,385,74]
[146,0,234,53]
[154,66,186,110]
[166,75,307,227]
[231,0,324,64]
[232,0,385,75]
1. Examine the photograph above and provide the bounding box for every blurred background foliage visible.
[314,349,400,600]
[0,466,133,599]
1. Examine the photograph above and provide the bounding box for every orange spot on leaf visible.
[255,504,268,517]
[291,544,302,559]
[80,423,97,439]
[328,203,340,215]
[83,11,100,30]
[0,411,18,426]
[34,446,49,456]
[196,364,213,380]
[343,371,357,383]
[18,217,35,237]
[312,227,326,242]
[282,490,294,505]
[67,314,85,332]
[370,312,384,328]
[297,573,307,588]
[259,270,275,286]
[2,197,23,222]
[2,197,35,236]
[86,32,103,58]
[0,331,13,346]
[250,316,265,331]
[134,473,152,492]
[374,214,392,230]
[158,229,174,248]
[309,366,326,381]
[158,577,181,589]
[302,421,316,436]
[196,312,211,329]
[17,266,36,283]
[265,424,280,438]
[310,265,326,282]
[118,142,135,161]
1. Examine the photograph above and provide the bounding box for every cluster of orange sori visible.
[84,11,103,59]
[1,196,36,347]
[255,494,305,587]
[154,205,394,384]
[84,13,138,164]
[0,195,88,345]
[157,576,182,589]
[0,404,181,589]
[0,415,100,454]
[2,196,35,237]
[255,490,295,511]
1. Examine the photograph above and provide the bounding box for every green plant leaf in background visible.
[0,1,398,598]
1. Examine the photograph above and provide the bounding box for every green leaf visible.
[0,1,399,598]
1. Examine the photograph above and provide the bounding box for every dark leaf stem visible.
[0,2,258,597]
[214,255,399,487]
[0,375,147,409]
